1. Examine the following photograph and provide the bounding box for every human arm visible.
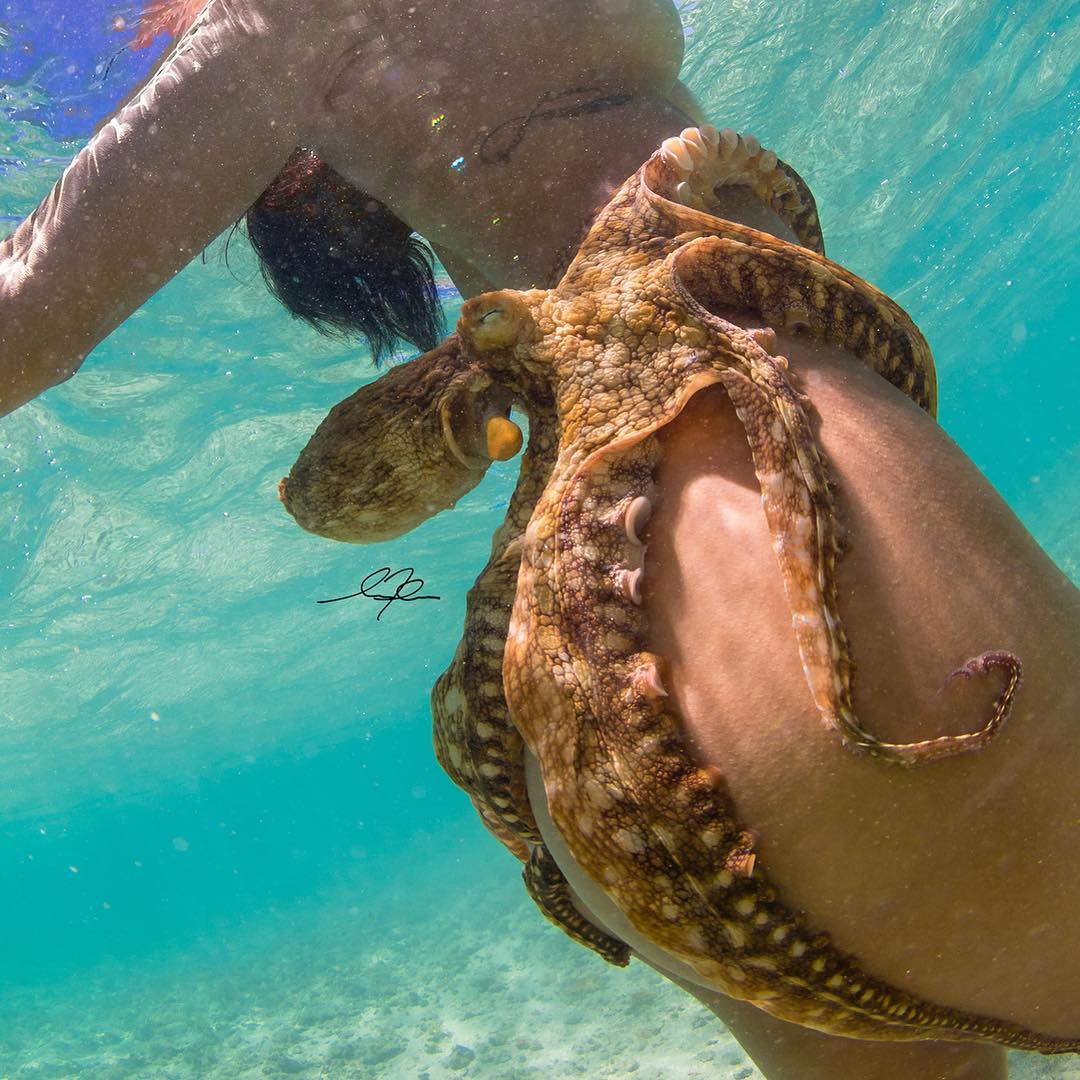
[0,0,335,415]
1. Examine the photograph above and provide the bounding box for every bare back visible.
[314,0,687,286]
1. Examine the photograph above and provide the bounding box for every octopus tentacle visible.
[561,128,823,295]
[715,359,1021,765]
[503,438,1060,1047]
[523,845,630,967]
[432,547,538,859]
[662,126,824,254]
[670,231,936,415]
[431,402,636,965]
[432,404,558,856]
[667,234,1018,765]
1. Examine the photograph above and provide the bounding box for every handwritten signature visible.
[318,567,440,621]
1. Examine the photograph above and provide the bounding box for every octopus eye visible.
[458,290,531,352]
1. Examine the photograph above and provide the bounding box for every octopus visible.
[279,125,1076,1053]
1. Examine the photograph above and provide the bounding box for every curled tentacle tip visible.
[486,415,523,460]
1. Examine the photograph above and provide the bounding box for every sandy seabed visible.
[0,831,1076,1080]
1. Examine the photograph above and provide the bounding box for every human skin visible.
[0,0,702,414]
[526,309,1080,1077]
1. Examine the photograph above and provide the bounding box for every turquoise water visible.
[1,2,1077,1077]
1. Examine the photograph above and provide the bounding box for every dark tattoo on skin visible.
[478,87,633,165]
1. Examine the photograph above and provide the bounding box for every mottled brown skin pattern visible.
[281,127,1068,1051]
[286,328,630,964]
[429,400,633,967]
[284,340,506,543]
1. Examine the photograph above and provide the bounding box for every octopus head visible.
[279,339,521,542]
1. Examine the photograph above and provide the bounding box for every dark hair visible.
[245,149,445,364]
